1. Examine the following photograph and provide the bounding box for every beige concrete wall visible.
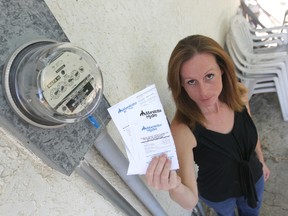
[0,1,240,215]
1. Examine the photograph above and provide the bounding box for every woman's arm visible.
[145,121,198,210]
[255,138,270,181]
[169,121,198,209]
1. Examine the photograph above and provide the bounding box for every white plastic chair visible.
[226,33,288,120]
[228,19,288,91]
[226,34,278,92]
[230,14,288,53]
[227,27,288,104]
[228,32,288,89]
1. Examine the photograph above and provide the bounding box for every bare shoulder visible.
[170,119,197,149]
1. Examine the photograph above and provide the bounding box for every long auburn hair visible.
[167,35,247,129]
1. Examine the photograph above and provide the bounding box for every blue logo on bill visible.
[118,102,137,114]
[142,124,162,132]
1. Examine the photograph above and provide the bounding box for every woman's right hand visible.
[145,154,181,191]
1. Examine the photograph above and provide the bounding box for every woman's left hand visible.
[262,162,270,181]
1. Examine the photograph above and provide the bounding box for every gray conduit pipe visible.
[76,160,141,216]
[94,128,168,216]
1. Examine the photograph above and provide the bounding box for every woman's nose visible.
[198,83,208,98]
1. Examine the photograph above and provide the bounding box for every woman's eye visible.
[206,73,214,80]
[187,80,196,85]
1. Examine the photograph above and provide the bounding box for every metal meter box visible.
[0,0,110,176]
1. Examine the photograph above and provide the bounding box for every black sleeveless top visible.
[192,108,263,208]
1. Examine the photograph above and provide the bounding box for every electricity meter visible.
[2,40,103,128]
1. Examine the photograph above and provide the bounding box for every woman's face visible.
[180,53,223,109]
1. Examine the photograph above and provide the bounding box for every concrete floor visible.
[200,92,288,216]
[250,92,288,216]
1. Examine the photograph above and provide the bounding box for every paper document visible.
[107,84,179,175]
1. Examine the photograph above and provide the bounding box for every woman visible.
[145,35,270,216]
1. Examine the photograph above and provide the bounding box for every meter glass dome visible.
[2,40,103,128]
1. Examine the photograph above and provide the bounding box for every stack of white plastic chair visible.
[227,33,287,98]
[226,33,288,121]
[227,15,288,121]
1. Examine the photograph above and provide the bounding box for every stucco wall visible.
[0,0,240,215]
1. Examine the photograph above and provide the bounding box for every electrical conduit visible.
[94,128,168,216]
